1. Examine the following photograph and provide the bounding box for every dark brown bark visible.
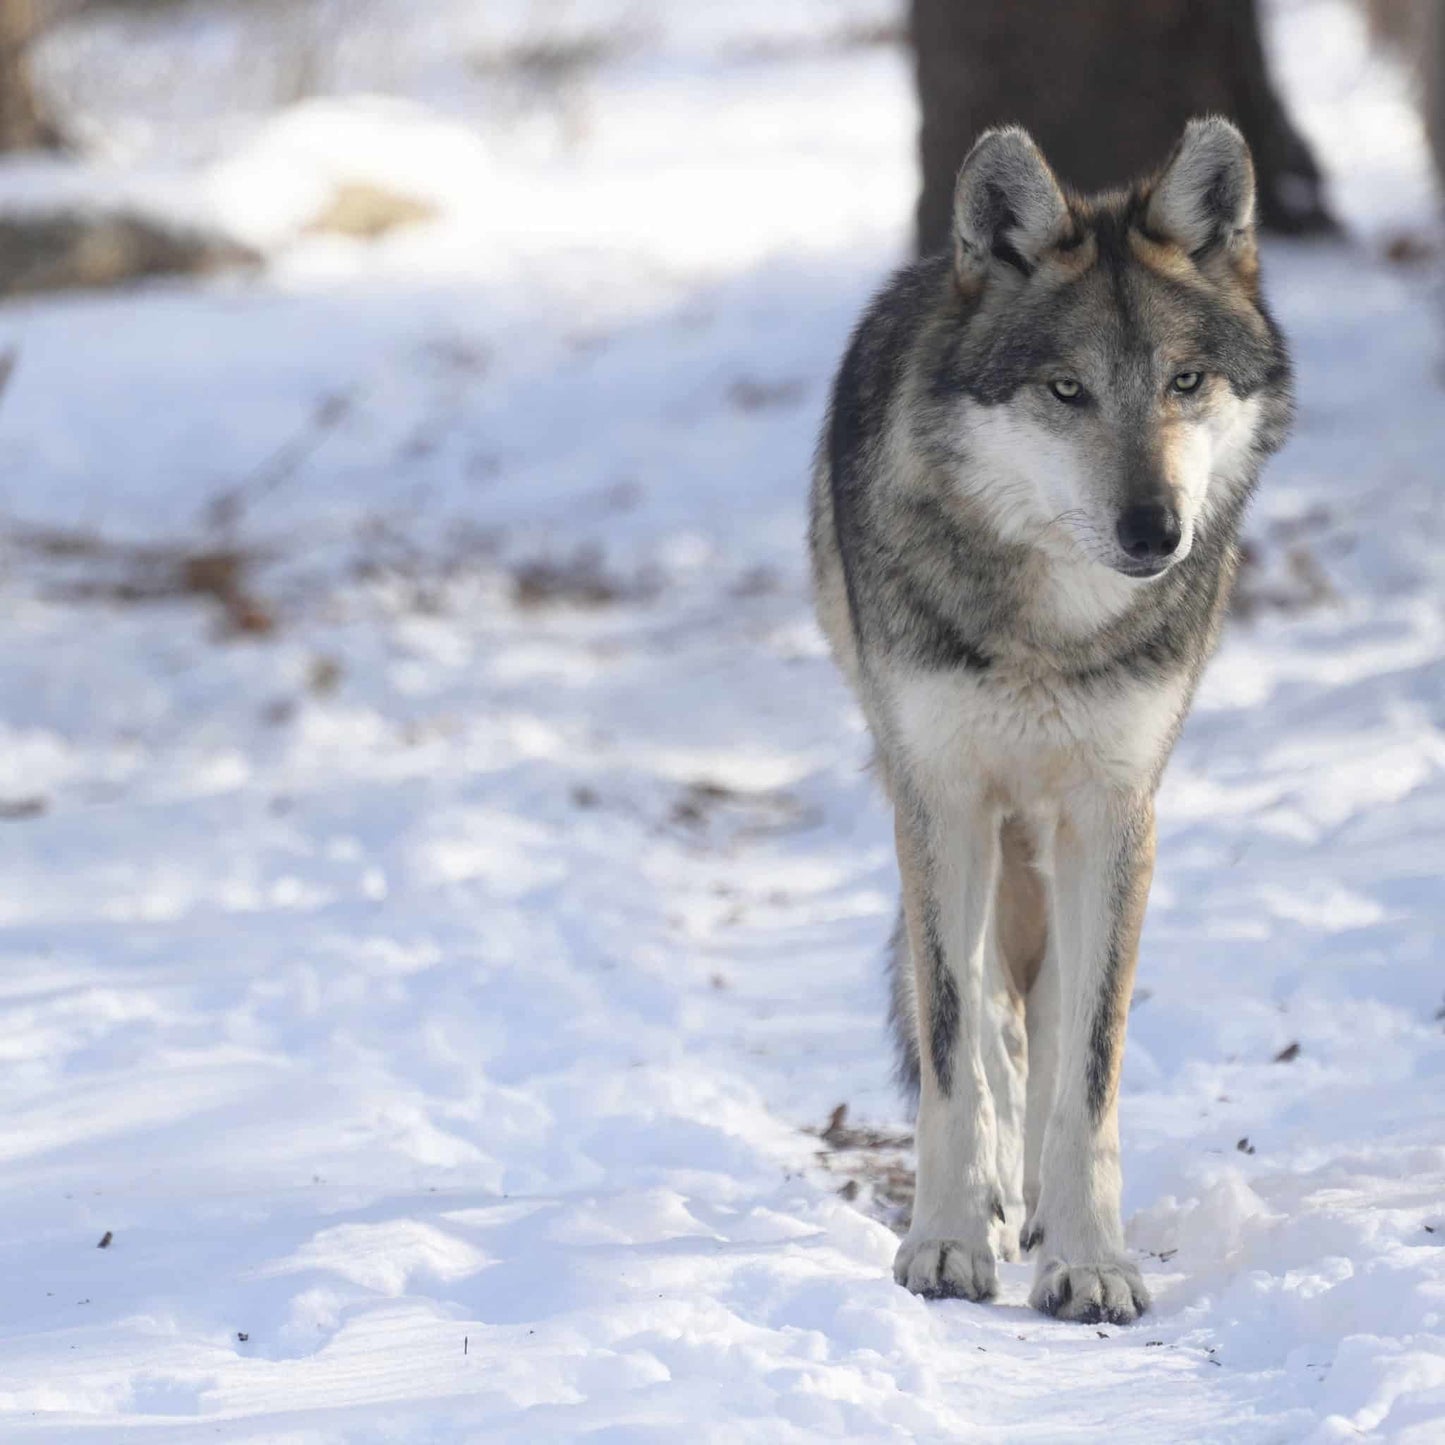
[911,0,1335,256]
[0,0,62,152]
[1426,0,1445,199]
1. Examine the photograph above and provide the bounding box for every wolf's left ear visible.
[952,127,1070,288]
[1146,116,1256,261]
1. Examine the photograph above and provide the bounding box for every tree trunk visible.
[911,0,1334,256]
[1425,0,1445,199]
[0,0,61,152]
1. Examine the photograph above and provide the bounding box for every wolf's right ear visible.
[1146,117,1256,261]
[952,127,1069,289]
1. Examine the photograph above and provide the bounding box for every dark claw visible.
[992,1198,1006,1224]
[1039,1273,1071,1317]
[921,1244,961,1301]
[1020,1225,1043,1252]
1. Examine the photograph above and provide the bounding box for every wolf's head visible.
[919,117,1292,581]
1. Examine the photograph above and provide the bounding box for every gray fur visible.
[1147,116,1256,260]
[810,119,1293,1319]
[812,123,1291,728]
[952,127,1069,280]
[886,905,921,1108]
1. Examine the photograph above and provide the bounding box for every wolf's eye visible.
[1171,370,1203,394]
[1049,378,1084,403]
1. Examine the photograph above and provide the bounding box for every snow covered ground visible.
[0,0,1441,1438]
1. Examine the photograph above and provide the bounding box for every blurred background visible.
[0,1,1441,1437]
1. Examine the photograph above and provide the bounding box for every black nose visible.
[1116,502,1182,563]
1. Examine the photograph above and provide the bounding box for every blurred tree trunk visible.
[911,0,1335,256]
[1425,0,1445,198]
[0,0,61,151]
[1362,0,1445,207]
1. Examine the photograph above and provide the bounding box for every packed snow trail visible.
[0,1,1441,1439]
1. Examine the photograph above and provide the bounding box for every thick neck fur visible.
[824,240,1286,691]
[884,434,1243,683]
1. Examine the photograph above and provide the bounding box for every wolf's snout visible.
[1115,502,1182,568]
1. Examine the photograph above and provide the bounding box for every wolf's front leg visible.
[1027,791,1154,1325]
[980,953,1027,1260]
[892,788,1006,1301]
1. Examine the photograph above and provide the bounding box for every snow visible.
[0,0,1441,1439]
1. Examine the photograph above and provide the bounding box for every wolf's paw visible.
[1029,1256,1149,1325]
[894,1236,998,1302]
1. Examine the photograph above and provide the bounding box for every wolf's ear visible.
[952,127,1069,288]
[1146,116,1256,261]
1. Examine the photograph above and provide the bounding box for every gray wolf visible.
[810,118,1292,1323]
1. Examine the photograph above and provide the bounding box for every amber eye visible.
[1171,370,1203,393]
[1049,378,1083,402]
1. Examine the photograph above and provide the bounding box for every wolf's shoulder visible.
[826,254,950,486]
[837,252,951,387]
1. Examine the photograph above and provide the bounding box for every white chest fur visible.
[888,660,1188,804]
